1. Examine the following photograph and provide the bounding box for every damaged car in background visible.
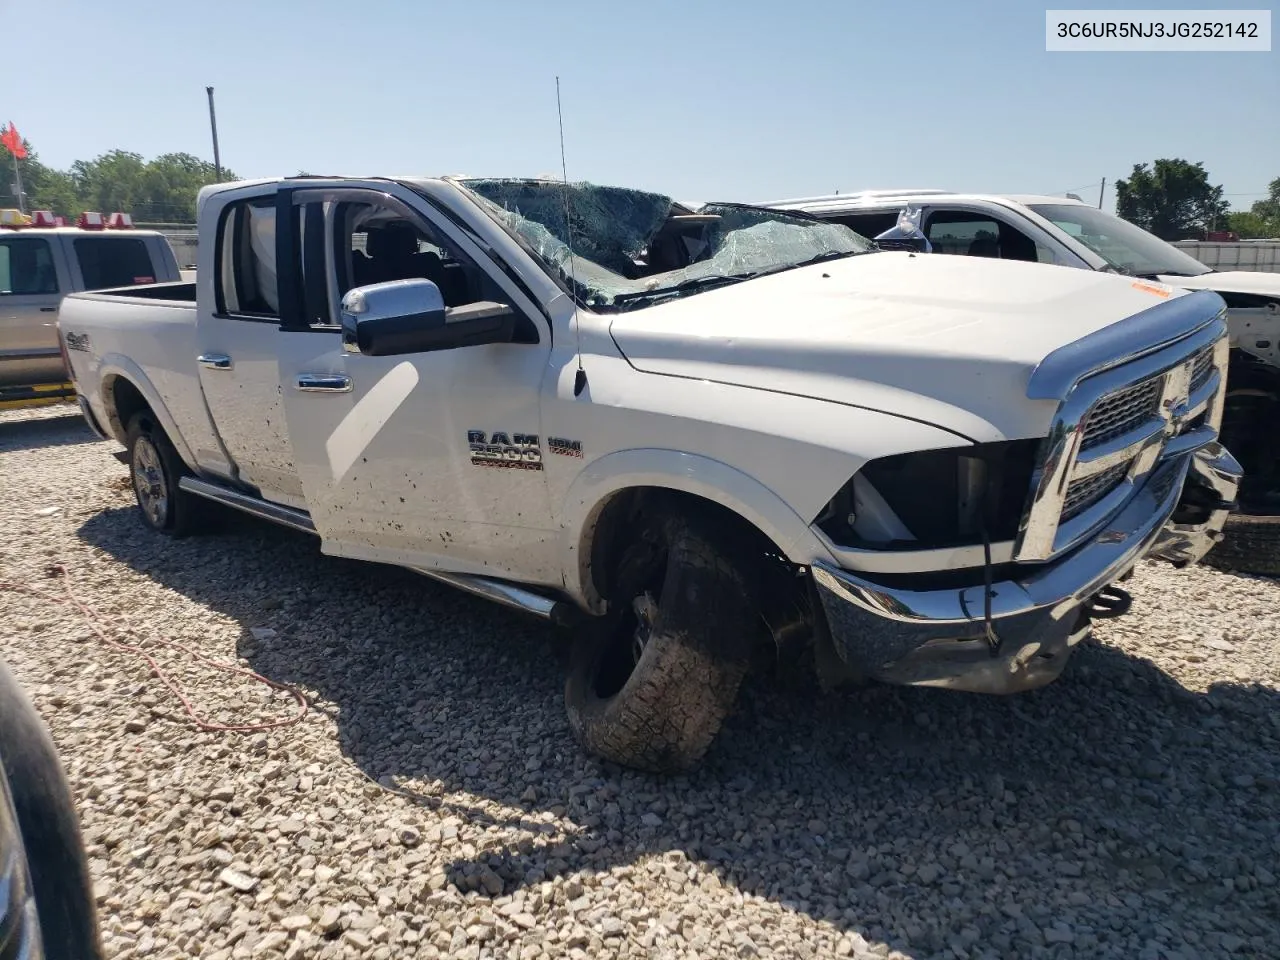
[58,174,1240,771]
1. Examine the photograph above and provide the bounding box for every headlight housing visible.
[814,440,1041,549]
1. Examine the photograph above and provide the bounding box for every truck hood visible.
[609,252,1195,443]
[1158,271,1280,298]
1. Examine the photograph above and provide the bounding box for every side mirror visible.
[340,279,516,357]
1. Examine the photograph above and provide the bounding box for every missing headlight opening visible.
[815,440,1042,550]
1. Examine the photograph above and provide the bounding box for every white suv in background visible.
[767,190,1280,574]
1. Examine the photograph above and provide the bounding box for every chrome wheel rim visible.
[132,437,168,527]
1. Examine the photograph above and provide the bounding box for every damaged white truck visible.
[58,176,1241,772]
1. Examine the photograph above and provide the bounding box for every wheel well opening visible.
[584,488,809,641]
[107,377,151,438]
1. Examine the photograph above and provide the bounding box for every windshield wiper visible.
[612,273,753,307]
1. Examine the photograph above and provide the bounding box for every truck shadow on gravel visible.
[0,411,101,453]
[78,505,1280,956]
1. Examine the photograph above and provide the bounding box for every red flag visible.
[1,123,27,160]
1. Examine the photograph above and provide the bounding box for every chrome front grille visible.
[1016,322,1229,562]
[1061,461,1131,521]
[1080,377,1163,449]
[1190,346,1215,393]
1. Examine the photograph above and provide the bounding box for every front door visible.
[275,185,559,584]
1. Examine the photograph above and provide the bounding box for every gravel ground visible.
[1,405,1278,960]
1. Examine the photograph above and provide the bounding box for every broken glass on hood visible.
[457,179,873,310]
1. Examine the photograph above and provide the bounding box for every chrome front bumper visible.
[811,444,1242,694]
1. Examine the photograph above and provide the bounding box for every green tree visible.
[1249,177,1280,231]
[70,150,148,215]
[137,153,227,221]
[1228,211,1273,239]
[1,144,231,223]
[1115,159,1231,240]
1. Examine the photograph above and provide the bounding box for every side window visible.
[925,213,1005,257]
[0,237,59,295]
[335,202,537,342]
[216,199,279,318]
[73,237,157,290]
[925,211,1039,262]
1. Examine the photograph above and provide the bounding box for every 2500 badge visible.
[467,431,543,470]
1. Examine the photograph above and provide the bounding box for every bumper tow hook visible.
[1087,585,1133,619]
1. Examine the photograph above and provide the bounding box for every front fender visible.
[559,448,841,612]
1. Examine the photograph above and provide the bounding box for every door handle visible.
[39,307,56,312]
[198,353,232,370]
[296,373,352,393]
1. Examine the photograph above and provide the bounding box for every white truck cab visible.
[770,190,1280,545]
[58,176,1241,771]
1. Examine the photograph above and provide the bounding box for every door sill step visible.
[176,477,572,622]
[178,476,317,533]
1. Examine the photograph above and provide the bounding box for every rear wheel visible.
[565,509,757,773]
[126,412,201,536]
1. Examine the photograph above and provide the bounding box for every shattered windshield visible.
[458,179,873,310]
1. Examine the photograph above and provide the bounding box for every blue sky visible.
[7,0,1277,211]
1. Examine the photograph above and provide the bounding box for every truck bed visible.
[87,280,198,303]
[58,287,224,472]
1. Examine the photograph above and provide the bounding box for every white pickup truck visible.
[59,176,1241,771]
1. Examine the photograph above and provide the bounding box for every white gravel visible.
[1,405,1278,960]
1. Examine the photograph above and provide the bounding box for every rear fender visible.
[97,355,197,470]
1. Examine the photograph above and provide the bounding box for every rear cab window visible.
[73,237,158,290]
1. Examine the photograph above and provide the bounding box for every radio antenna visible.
[556,76,588,397]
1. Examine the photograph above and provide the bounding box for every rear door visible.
[0,235,70,388]
[193,188,306,506]
[274,184,559,582]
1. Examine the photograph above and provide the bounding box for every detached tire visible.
[1204,513,1280,578]
[0,659,104,959]
[565,510,756,773]
[126,411,200,536]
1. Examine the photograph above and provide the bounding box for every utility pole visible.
[206,86,223,181]
[1098,177,1106,209]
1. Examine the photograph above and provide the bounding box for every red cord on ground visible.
[0,564,308,733]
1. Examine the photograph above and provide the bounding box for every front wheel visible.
[565,510,757,773]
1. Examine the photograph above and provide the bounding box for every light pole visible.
[206,86,223,181]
